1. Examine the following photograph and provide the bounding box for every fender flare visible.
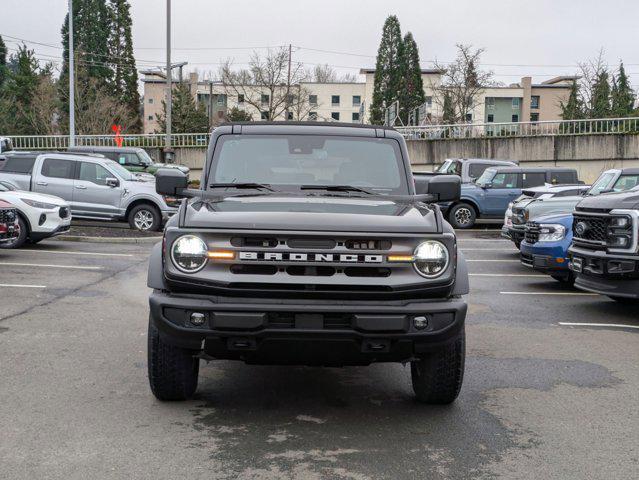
[452,250,469,296]
[147,242,167,290]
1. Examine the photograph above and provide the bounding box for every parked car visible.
[0,152,179,231]
[519,196,587,283]
[0,137,13,154]
[414,158,518,185]
[442,166,579,228]
[0,199,19,244]
[503,184,590,247]
[569,185,639,303]
[68,146,190,176]
[0,180,71,248]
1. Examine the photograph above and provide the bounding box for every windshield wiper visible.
[209,182,276,192]
[300,185,377,196]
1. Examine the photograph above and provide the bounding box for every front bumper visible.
[520,240,570,274]
[508,226,525,245]
[149,290,467,365]
[30,223,71,241]
[569,245,639,299]
[501,226,511,240]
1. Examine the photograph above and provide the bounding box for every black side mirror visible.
[415,174,461,202]
[156,168,188,196]
[106,177,119,188]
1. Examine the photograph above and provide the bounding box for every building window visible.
[148,98,154,104]
[352,95,361,107]
[287,111,294,120]
[331,95,340,106]
[486,97,495,110]
[487,114,494,123]
[238,94,245,104]
[465,113,472,122]
[512,114,519,122]
[148,115,153,121]
[217,94,226,106]
[530,112,539,123]
[512,97,520,109]
[352,112,360,122]
[261,94,269,105]
[331,112,340,121]
[308,112,318,121]
[261,111,269,120]
[309,94,318,106]
[424,96,432,107]
[531,95,540,109]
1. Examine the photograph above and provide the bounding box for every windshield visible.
[588,172,615,195]
[105,160,133,181]
[137,149,155,166]
[437,159,460,174]
[0,181,16,192]
[527,198,580,220]
[209,135,409,194]
[475,169,496,185]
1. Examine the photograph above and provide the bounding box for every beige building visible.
[141,70,576,134]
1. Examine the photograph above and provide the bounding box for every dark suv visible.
[147,122,469,404]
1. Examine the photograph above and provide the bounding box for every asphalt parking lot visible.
[1,233,638,480]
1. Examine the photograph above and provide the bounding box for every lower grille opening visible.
[230,264,277,275]
[345,239,392,250]
[344,267,391,277]
[266,312,353,329]
[286,266,336,276]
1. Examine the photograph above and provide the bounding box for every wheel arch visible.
[124,198,161,219]
[449,199,481,217]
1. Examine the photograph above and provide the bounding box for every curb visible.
[52,235,161,245]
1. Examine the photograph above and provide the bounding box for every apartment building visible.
[141,70,575,133]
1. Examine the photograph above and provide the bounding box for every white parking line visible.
[466,259,520,263]
[500,291,598,296]
[470,273,546,278]
[0,283,47,289]
[0,262,103,271]
[559,322,639,330]
[14,249,133,257]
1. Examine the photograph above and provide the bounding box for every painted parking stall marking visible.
[558,322,639,331]
[0,283,47,289]
[0,262,103,271]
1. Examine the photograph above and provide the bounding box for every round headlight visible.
[413,241,449,278]
[171,235,208,273]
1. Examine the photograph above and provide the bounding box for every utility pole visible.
[68,0,75,147]
[164,0,173,162]
[286,44,292,120]
[209,81,213,128]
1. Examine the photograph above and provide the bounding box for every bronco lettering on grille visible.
[238,251,383,263]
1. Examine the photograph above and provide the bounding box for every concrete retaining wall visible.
[144,133,639,185]
[407,133,639,183]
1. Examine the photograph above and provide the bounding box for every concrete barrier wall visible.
[407,133,639,183]
[143,133,639,185]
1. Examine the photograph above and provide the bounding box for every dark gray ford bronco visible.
[147,122,469,404]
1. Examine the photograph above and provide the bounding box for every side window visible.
[468,163,491,180]
[0,156,36,174]
[78,162,112,186]
[116,153,140,166]
[492,173,519,188]
[550,171,577,185]
[613,175,639,192]
[41,158,75,179]
[522,172,546,188]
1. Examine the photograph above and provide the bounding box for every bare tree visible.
[311,64,358,83]
[432,44,495,123]
[576,49,608,116]
[220,48,312,121]
[22,76,60,135]
[72,78,138,134]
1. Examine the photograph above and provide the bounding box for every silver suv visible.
[0,152,179,231]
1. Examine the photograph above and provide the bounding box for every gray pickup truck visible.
[147,122,469,404]
[0,151,178,231]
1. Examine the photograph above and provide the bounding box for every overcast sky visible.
[3,0,639,88]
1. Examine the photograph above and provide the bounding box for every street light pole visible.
[165,0,173,162]
[68,0,75,147]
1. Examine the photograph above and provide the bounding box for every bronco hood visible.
[180,195,439,233]
[577,187,639,211]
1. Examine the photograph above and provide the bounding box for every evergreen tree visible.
[560,81,582,120]
[442,90,455,124]
[108,0,141,131]
[590,70,611,119]
[398,32,425,125]
[227,106,253,122]
[611,62,635,118]
[155,82,209,134]
[369,15,405,125]
[0,35,7,87]
[0,45,44,134]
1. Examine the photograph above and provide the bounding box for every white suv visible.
[0,180,71,248]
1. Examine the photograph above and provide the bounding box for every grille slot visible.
[287,238,336,249]
[286,266,335,276]
[524,222,540,244]
[230,236,278,248]
[230,264,277,275]
[345,239,392,250]
[344,267,391,278]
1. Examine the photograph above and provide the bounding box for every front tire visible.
[129,204,161,232]
[147,317,200,401]
[0,216,27,249]
[411,329,465,404]
[448,203,477,229]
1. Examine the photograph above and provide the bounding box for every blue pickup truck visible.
[442,166,579,228]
